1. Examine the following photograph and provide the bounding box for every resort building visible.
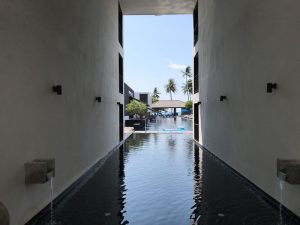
[0,0,299,224]
[134,92,152,110]
[152,100,186,116]
[124,83,152,120]
[124,83,135,120]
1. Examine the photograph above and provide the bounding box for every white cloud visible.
[168,61,186,70]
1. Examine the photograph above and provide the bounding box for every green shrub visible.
[185,100,193,110]
[126,100,147,118]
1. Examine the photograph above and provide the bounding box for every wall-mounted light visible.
[220,96,227,101]
[95,97,101,103]
[117,102,121,105]
[267,83,277,93]
[52,85,62,95]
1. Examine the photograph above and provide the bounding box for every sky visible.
[124,15,192,102]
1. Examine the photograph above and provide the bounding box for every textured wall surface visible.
[120,0,196,15]
[0,0,123,224]
[193,0,300,216]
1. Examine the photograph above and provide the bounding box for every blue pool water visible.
[28,134,299,225]
[147,117,192,131]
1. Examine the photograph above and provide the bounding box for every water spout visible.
[277,159,300,184]
[25,159,55,184]
[47,171,55,182]
[278,170,287,182]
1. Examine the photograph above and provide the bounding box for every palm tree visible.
[165,79,177,100]
[182,79,193,100]
[187,79,192,98]
[153,87,160,99]
[181,66,192,100]
[151,87,160,104]
[181,66,192,86]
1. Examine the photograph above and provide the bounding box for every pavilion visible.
[152,100,186,115]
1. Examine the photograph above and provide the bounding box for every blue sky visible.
[124,15,192,101]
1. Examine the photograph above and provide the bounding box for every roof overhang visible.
[152,100,186,109]
[120,0,197,15]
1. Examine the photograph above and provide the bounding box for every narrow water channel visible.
[28,134,299,225]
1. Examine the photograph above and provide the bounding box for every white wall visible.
[194,0,300,216]
[0,0,123,224]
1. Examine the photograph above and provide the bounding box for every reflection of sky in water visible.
[123,134,195,225]
[28,134,299,225]
[147,117,192,131]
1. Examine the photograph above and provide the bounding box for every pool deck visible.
[124,127,134,139]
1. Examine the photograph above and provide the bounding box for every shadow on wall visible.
[0,201,10,225]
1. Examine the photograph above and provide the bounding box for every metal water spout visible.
[25,159,55,184]
[277,159,300,184]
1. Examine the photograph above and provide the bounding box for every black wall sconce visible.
[267,83,277,93]
[117,102,121,105]
[95,97,102,103]
[52,85,62,95]
[220,96,227,101]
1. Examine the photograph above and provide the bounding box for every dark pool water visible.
[28,134,299,225]
[147,117,192,131]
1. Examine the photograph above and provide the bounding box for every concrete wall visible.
[193,0,300,216]
[0,0,123,224]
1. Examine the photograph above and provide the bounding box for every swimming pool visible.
[28,134,299,225]
[147,117,192,131]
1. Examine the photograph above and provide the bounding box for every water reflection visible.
[125,133,150,151]
[121,134,194,225]
[194,148,298,225]
[167,135,176,151]
[192,145,202,217]
[153,133,159,144]
[118,146,127,225]
[28,134,299,225]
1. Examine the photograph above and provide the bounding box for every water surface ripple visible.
[28,134,299,225]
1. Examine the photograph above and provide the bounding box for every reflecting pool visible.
[28,134,299,225]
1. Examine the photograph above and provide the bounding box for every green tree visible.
[181,66,192,100]
[151,87,160,104]
[125,100,147,118]
[182,79,193,100]
[153,87,160,98]
[185,100,193,110]
[165,78,177,100]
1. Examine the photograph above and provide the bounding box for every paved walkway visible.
[124,127,134,140]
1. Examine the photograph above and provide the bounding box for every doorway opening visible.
[194,102,200,141]
[123,15,193,135]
